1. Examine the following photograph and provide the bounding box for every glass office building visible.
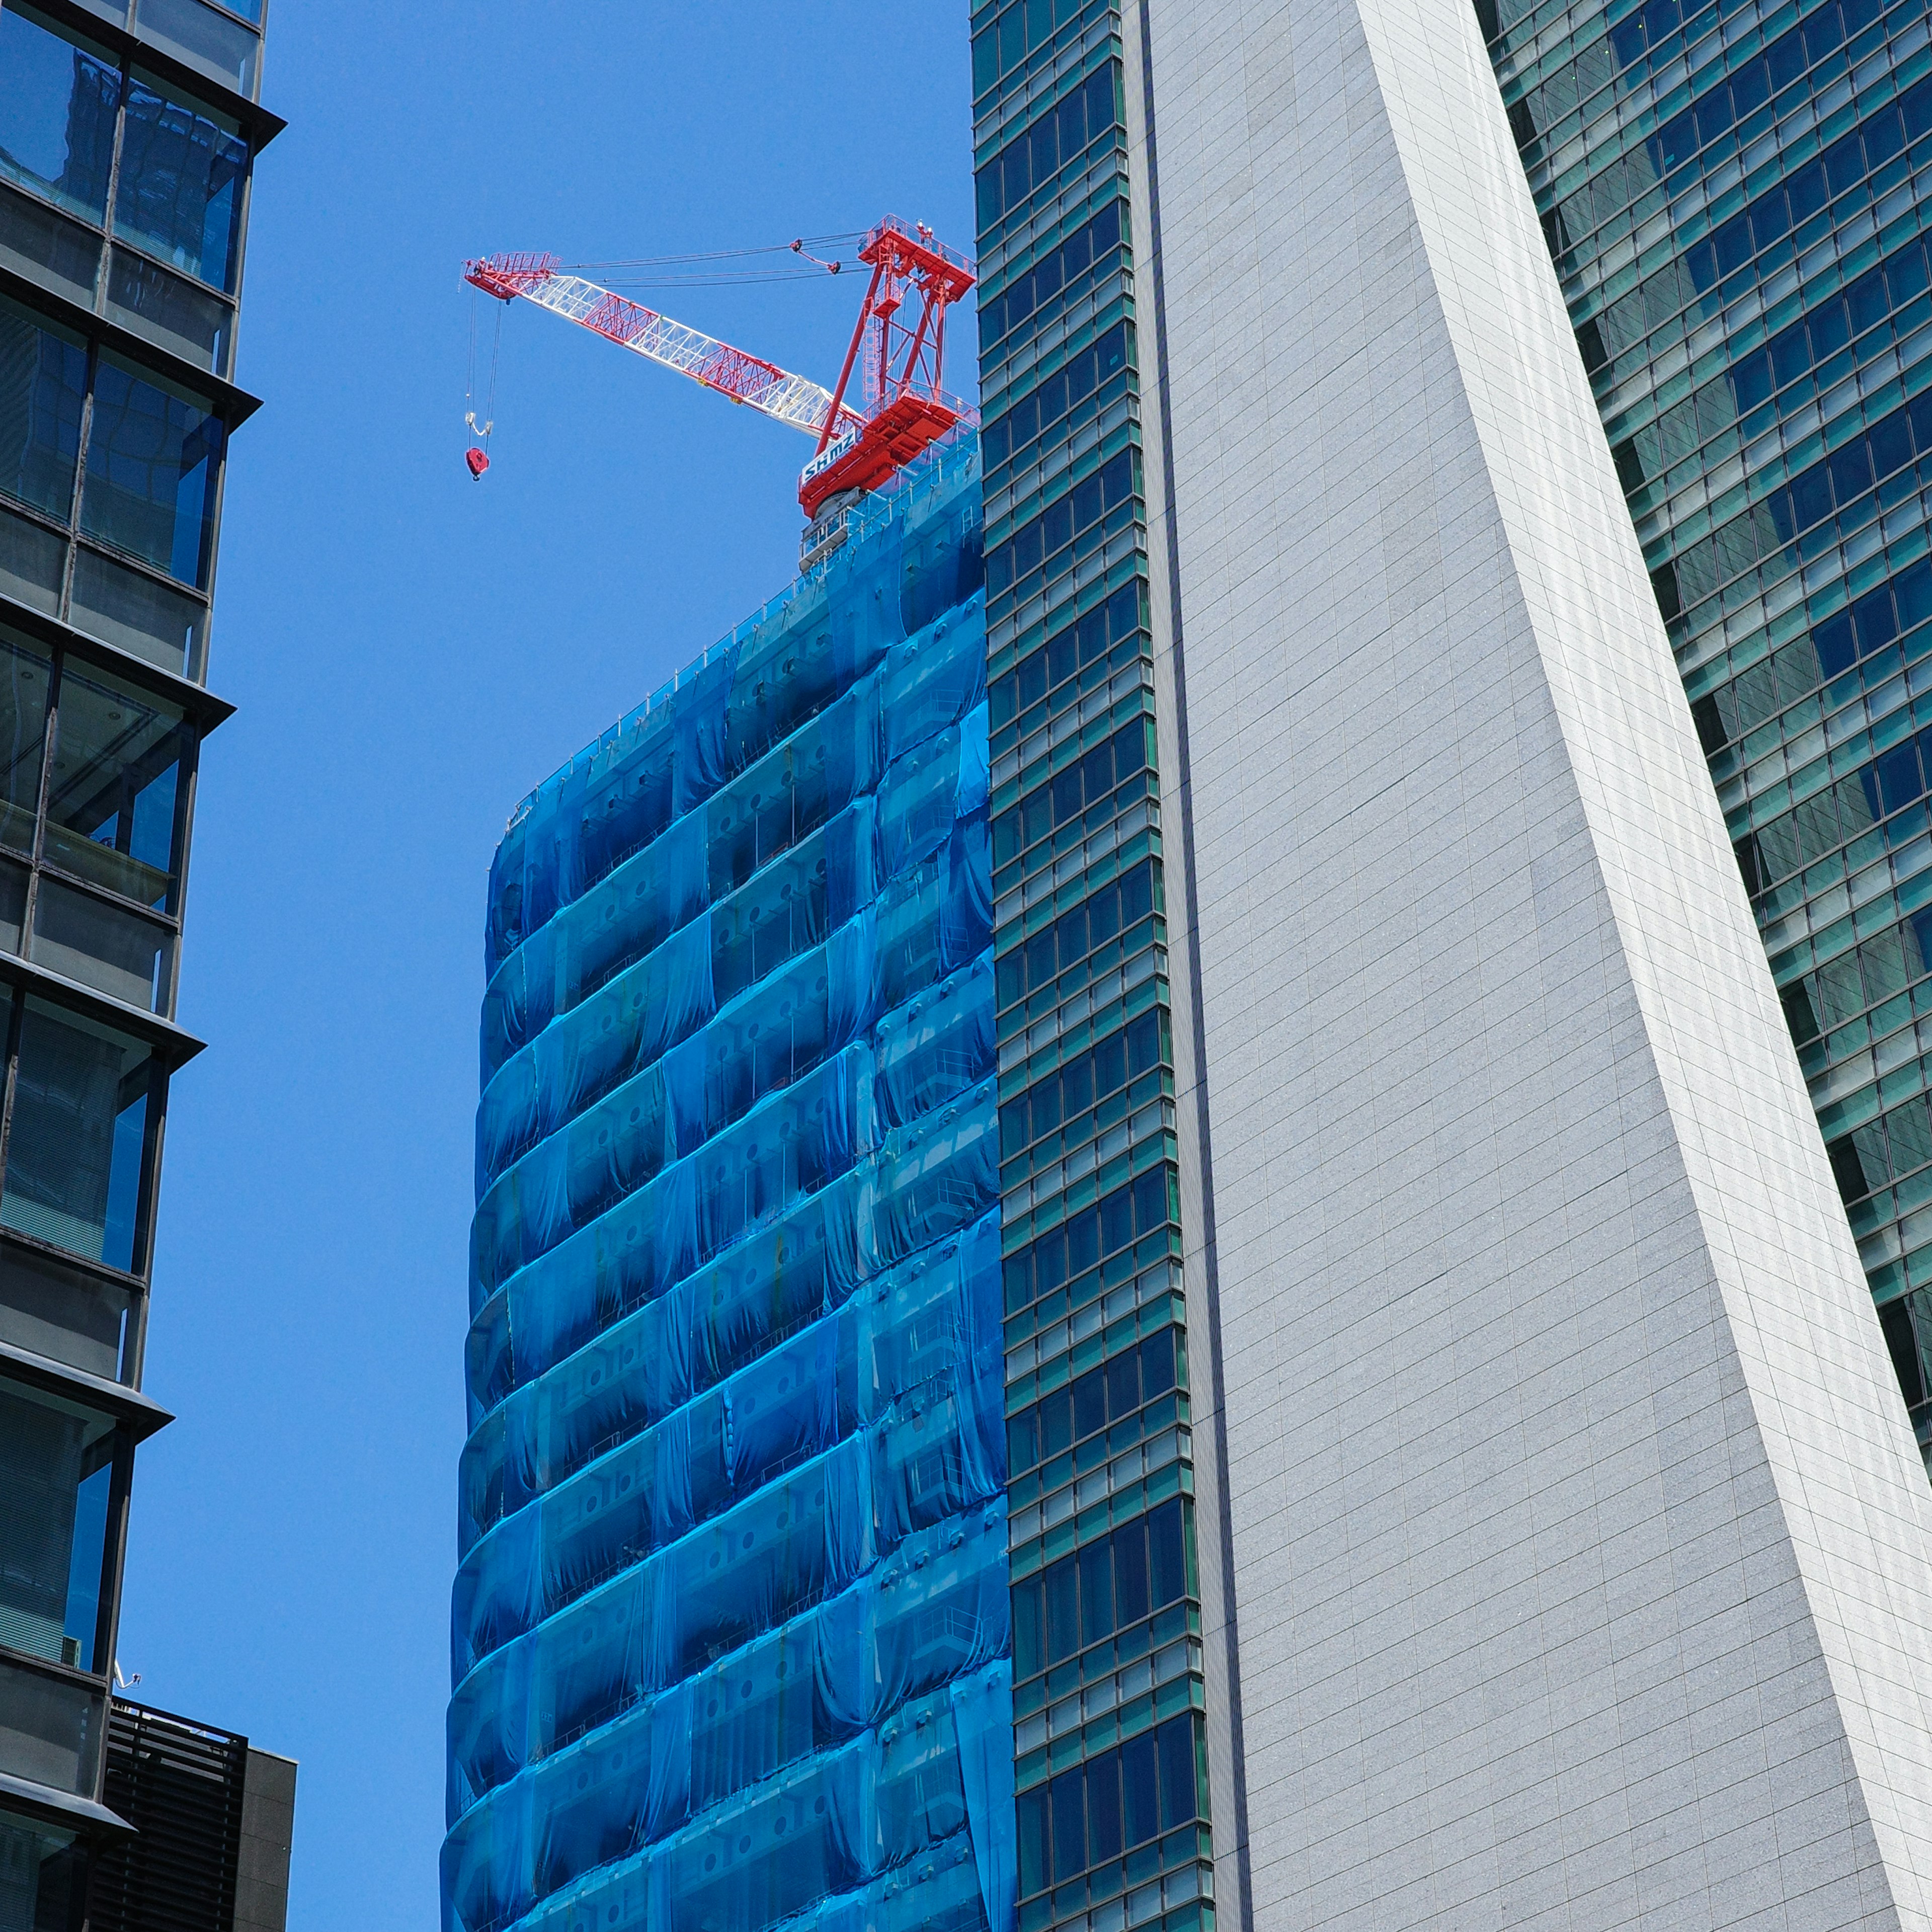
[446,450,1014,1932]
[1483,0,1932,1470]
[971,17,1220,1932]
[0,0,283,1924]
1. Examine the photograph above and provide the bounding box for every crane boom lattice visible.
[464,253,865,443]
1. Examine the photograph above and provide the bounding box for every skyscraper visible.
[995,0,1932,1920]
[1482,0,1932,1481]
[0,2,294,1926]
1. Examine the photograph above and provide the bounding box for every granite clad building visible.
[977,0,1932,1920]
[0,1,295,1926]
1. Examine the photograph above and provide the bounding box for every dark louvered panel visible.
[90,1701,247,1932]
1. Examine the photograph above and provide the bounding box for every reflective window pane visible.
[0,7,119,223]
[79,356,223,587]
[2,997,152,1273]
[0,1377,114,1670]
[113,75,249,293]
[130,0,259,97]
[0,182,102,307]
[0,1239,132,1384]
[107,250,232,374]
[0,1651,102,1796]
[31,879,172,1013]
[44,662,186,907]
[0,865,24,958]
[0,296,87,524]
[68,547,206,679]
[0,633,52,857]
[0,505,63,618]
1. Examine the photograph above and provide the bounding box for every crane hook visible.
[464,410,493,479]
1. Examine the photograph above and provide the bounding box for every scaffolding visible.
[443,438,1011,1932]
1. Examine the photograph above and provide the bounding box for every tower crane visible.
[463,216,977,561]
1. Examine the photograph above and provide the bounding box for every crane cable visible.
[559,233,860,290]
[464,293,503,478]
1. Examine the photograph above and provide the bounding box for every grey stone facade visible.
[1128,0,1932,1922]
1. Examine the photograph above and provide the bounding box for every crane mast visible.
[463,217,976,552]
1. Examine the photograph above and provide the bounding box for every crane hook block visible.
[465,447,490,480]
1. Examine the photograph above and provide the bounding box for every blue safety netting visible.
[445,440,1011,1932]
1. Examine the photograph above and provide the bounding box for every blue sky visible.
[116,5,977,1923]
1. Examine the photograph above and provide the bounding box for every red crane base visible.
[797,395,960,519]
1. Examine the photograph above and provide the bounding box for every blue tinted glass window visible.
[0,7,119,223]
[0,297,88,522]
[0,1373,115,1667]
[79,354,224,587]
[44,661,187,907]
[113,76,248,292]
[1,997,151,1273]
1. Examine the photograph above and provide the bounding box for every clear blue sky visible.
[115,5,977,1924]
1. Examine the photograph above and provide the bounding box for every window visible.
[114,75,250,292]
[1013,1497,1190,1677]
[1685,75,1932,293]
[985,449,1137,599]
[0,1808,85,1931]
[991,581,1143,732]
[0,1376,116,1672]
[108,250,233,372]
[132,0,262,98]
[0,1240,135,1384]
[1015,1711,1204,1894]
[1007,1323,1180,1474]
[31,879,172,1012]
[982,321,1131,475]
[0,8,119,224]
[1001,1008,1167,1159]
[0,633,53,858]
[973,0,1097,97]
[0,297,87,523]
[994,717,1152,868]
[69,548,207,677]
[79,355,224,587]
[994,856,1157,1011]
[979,202,1124,354]
[975,65,1120,227]
[1002,1161,1177,1313]
[44,661,188,910]
[1,996,152,1272]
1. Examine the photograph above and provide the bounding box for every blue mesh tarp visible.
[446,441,1010,1932]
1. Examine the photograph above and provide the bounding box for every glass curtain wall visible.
[0,0,269,1905]
[972,10,1216,1932]
[1481,0,1932,1466]
[0,0,267,679]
